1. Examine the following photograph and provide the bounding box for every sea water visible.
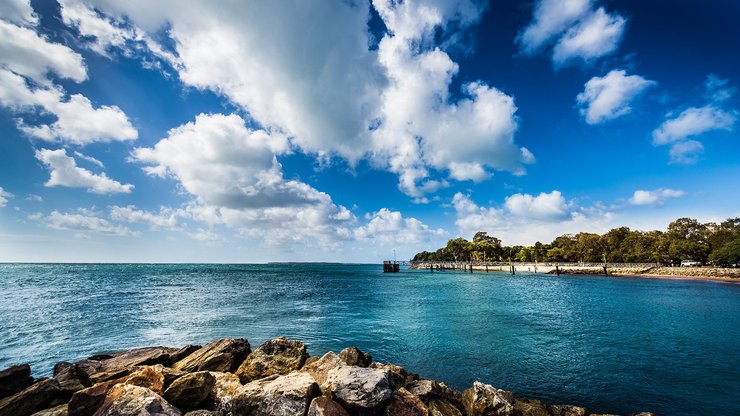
[0,263,738,415]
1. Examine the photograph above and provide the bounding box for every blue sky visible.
[0,0,738,262]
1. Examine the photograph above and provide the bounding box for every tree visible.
[709,239,740,267]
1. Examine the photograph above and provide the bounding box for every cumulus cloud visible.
[629,188,685,207]
[35,148,133,194]
[0,0,37,26]
[34,209,137,236]
[0,187,13,207]
[354,208,445,244]
[652,75,737,165]
[73,0,532,197]
[577,69,655,124]
[59,0,133,55]
[452,191,614,245]
[518,0,626,67]
[109,205,180,229]
[132,113,355,246]
[504,191,570,221]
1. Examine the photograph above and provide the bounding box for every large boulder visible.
[173,339,250,373]
[169,345,202,365]
[338,347,372,368]
[326,366,392,413]
[132,365,186,391]
[68,367,165,416]
[428,399,462,416]
[183,411,222,416]
[547,405,587,416]
[163,371,216,411]
[385,387,428,416]
[308,397,350,416]
[461,382,514,416]
[369,363,418,391]
[405,380,461,409]
[0,364,34,399]
[231,372,320,416]
[30,404,68,416]
[53,363,92,398]
[76,347,177,385]
[205,372,242,413]
[235,337,308,383]
[0,378,61,416]
[93,384,181,416]
[512,399,548,416]
[300,352,345,392]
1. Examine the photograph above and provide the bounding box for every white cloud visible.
[0,69,138,145]
[504,190,570,221]
[354,208,445,244]
[0,20,86,83]
[0,187,13,207]
[78,0,531,198]
[25,194,43,202]
[36,209,137,236]
[452,192,614,245]
[518,1,626,67]
[668,140,704,165]
[577,69,655,124]
[132,113,355,246]
[109,205,179,229]
[704,74,736,104]
[652,105,736,145]
[74,151,104,168]
[629,188,686,207]
[59,0,132,55]
[0,0,37,26]
[34,148,133,194]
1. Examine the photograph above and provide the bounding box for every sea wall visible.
[0,337,655,416]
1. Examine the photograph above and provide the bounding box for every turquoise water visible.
[0,264,738,415]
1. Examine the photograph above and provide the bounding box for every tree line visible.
[412,217,740,267]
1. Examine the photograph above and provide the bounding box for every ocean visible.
[0,263,738,415]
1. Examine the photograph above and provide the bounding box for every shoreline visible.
[0,337,656,416]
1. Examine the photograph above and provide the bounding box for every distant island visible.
[411,217,740,279]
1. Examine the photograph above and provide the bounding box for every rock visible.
[385,387,428,416]
[76,347,177,385]
[132,365,185,391]
[304,356,320,367]
[405,380,444,402]
[628,413,655,416]
[301,351,345,392]
[205,372,241,413]
[31,404,68,416]
[326,366,392,412]
[53,363,92,398]
[173,339,250,373]
[184,411,222,416]
[0,364,34,399]
[548,405,587,416]
[308,397,350,416]
[68,367,165,416]
[370,363,418,390]
[338,347,372,368]
[235,337,308,383]
[0,378,61,416]
[462,382,514,416]
[169,345,202,365]
[428,399,462,416]
[163,371,216,411]
[512,399,548,416]
[232,372,320,416]
[93,383,181,416]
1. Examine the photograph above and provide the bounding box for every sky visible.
[0,0,738,263]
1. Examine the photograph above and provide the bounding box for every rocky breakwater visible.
[0,337,655,416]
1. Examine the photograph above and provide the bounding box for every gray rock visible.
[0,378,61,416]
[235,337,308,383]
[300,351,345,392]
[31,404,68,416]
[461,382,514,416]
[548,405,587,416]
[76,347,177,385]
[231,372,320,416]
[173,339,251,373]
[338,347,372,368]
[184,411,222,416]
[67,367,165,416]
[205,372,242,413]
[163,371,216,411]
[53,363,92,398]
[326,366,392,412]
[428,399,461,416]
[369,363,418,390]
[0,364,33,399]
[385,387,428,416]
[93,383,181,416]
[307,397,350,416]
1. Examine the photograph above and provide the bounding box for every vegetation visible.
[412,217,740,266]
